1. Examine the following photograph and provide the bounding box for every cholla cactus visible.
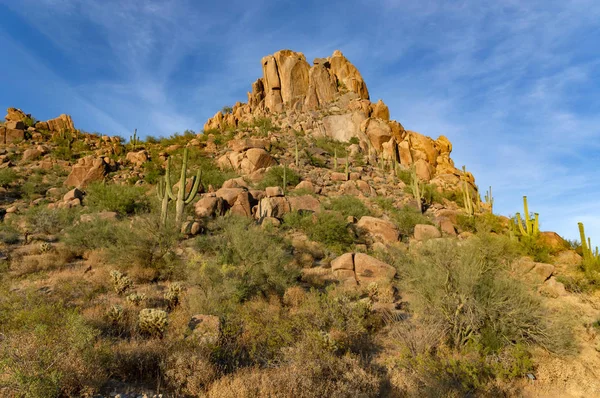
[126,292,147,306]
[39,242,52,253]
[110,270,133,295]
[106,305,124,325]
[366,282,379,300]
[139,308,168,338]
[164,283,184,310]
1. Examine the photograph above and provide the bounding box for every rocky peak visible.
[204,49,476,192]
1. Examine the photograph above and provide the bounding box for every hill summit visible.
[204,49,475,192]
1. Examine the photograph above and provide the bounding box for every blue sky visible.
[1,0,599,241]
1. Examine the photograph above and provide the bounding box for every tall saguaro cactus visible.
[484,186,494,214]
[156,178,171,225]
[410,165,423,213]
[164,148,201,224]
[578,222,599,268]
[461,166,474,216]
[515,196,539,237]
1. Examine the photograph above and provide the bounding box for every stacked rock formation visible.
[203,49,474,189]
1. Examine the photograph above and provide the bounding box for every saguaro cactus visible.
[410,165,423,213]
[515,196,539,237]
[578,222,600,268]
[164,148,201,224]
[156,177,171,225]
[461,166,474,216]
[484,186,494,214]
[130,129,140,150]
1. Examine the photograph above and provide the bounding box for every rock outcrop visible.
[202,49,477,192]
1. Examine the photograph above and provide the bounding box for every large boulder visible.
[305,63,338,109]
[413,224,441,241]
[126,150,149,167]
[46,114,75,132]
[371,99,390,120]
[353,253,397,285]
[0,127,25,144]
[5,107,29,122]
[361,118,392,151]
[273,50,310,108]
[64,157,108,188]
[195,195,224,218]
[256,196,291,219]
[330,252,396,285]
[329,50,369,99]
[241,148,276,174]
[322,112,366,142]
[356,216,400,243]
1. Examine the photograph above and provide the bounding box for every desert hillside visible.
[1,50,599,398]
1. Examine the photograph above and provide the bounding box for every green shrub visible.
[85,182,150,215]
[324,196,371,219]
[0,223,20,244]
[0,168,18,187]
[193,216,299,303]
[257,166,300,190]
[391,205,432,237]
[313,136,348,158]
[283,211,355,254]
[397,235,574,354]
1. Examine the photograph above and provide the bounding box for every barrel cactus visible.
[139,308,168,338]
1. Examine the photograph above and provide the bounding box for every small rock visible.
[413,224,442,241]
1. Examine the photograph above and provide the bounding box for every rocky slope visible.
[0,50,599,398]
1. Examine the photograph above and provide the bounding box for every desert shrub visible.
[252,117,279,136]
[193,216,298,305]
[313,136,348,158]
[391,205,433,237]
[142,159,164,184]
[163,343,217,396]
[519,235,551,263]
[85,182,150,215]
[65,215,181,278]
[0,222,20,244]
[63,217,122,250]
[324,195,371,219]
[421,183,443,205]
[159,130,196,146]
[457,213,504,234]
[0,168,18,187]
[208,330,381,398]
[396,168,412,185]
[23,206,80,234]
[257,166,300,190]
[0,297,110,397]
[396,235,574,354]
[183,149,238,189]
[283,211,355,254]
